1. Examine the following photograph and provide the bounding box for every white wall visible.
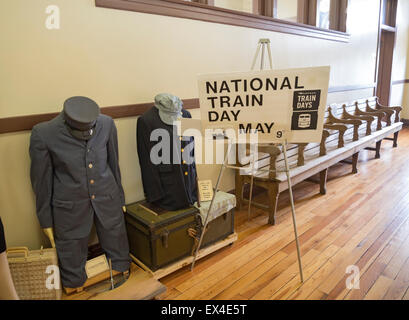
[277,0,298,22]
[214,0,253,13]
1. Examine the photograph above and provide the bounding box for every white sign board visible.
[198,66,330,143]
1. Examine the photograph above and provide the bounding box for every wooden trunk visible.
[125,201,235,271]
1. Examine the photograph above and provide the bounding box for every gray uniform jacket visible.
[29,113,126,240]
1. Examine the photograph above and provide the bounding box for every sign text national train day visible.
[198,67,330,143]
[205,76,304,134]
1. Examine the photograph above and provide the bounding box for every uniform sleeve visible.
[0,217,6,254]
[183,109,197,169]
[29,127,54,229]
[183,110,198,199]
[107,119,126,206]
[136,117,164,202]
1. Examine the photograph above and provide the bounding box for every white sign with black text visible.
[198,66,330,143]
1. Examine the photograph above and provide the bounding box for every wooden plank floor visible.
[161,128,409,300]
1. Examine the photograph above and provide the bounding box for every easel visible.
[191,39,304,283]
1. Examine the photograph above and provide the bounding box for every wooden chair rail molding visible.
[0,98,199,134]
[95,0,350,43]
[0,83,379,134]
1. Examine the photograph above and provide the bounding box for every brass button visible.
[185,172,188,176]
[90,180,95,185]
[183,160,186,164]
[88,163,93,169]
[91,195,96,200]
[181,148,184,153]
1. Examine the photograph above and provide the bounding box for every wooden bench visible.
[235,96,403,225]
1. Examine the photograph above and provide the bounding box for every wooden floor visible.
[161,127,409,300]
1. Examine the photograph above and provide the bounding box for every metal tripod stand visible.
[191,39,304,283]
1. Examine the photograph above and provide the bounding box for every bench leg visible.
[268,183,279,225]
[393,131,399,148]
[319,169,328,195]
[367,141,382,158]
[352,152,359,174]
[375,140,382,159]
[384,131,399,147]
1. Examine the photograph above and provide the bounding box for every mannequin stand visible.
[63,263,166,300]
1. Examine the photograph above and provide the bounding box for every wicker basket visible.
[7,247,62,300]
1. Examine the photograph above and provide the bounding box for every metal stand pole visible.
[282,140,304,282]
[260,43,266,70]
[251,42,262,71]
[251,39,273,71]
[191,142,232,271]
[247,160,255,221]
[266,42,273,70]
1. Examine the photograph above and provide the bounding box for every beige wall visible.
[277,0,298,22]
[214,0,253,13]
[0,0,406,249]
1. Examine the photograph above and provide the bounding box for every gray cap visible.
[63,96,100,130]
[154,93,183,125]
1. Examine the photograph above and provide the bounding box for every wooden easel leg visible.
[319,169,328,195]
[393,132,399,148]
[375,140,382,159]
[352,152,359,174]
[268,183,279,225]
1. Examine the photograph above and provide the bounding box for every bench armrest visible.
[355,102,384,130]
[320,130,330,156]
[366,101,392,126]
[376,98,403,123]
[342,113,374,122]
[330,118,363,126]
[342,105,374,136]
[323,123,347,132]
[376,98,403,111]
[373,106,394,115]
[328,106,362,141]
[297,143,308,166]
[324,123,348,148]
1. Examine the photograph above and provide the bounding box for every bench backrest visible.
[237,96,393,178]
